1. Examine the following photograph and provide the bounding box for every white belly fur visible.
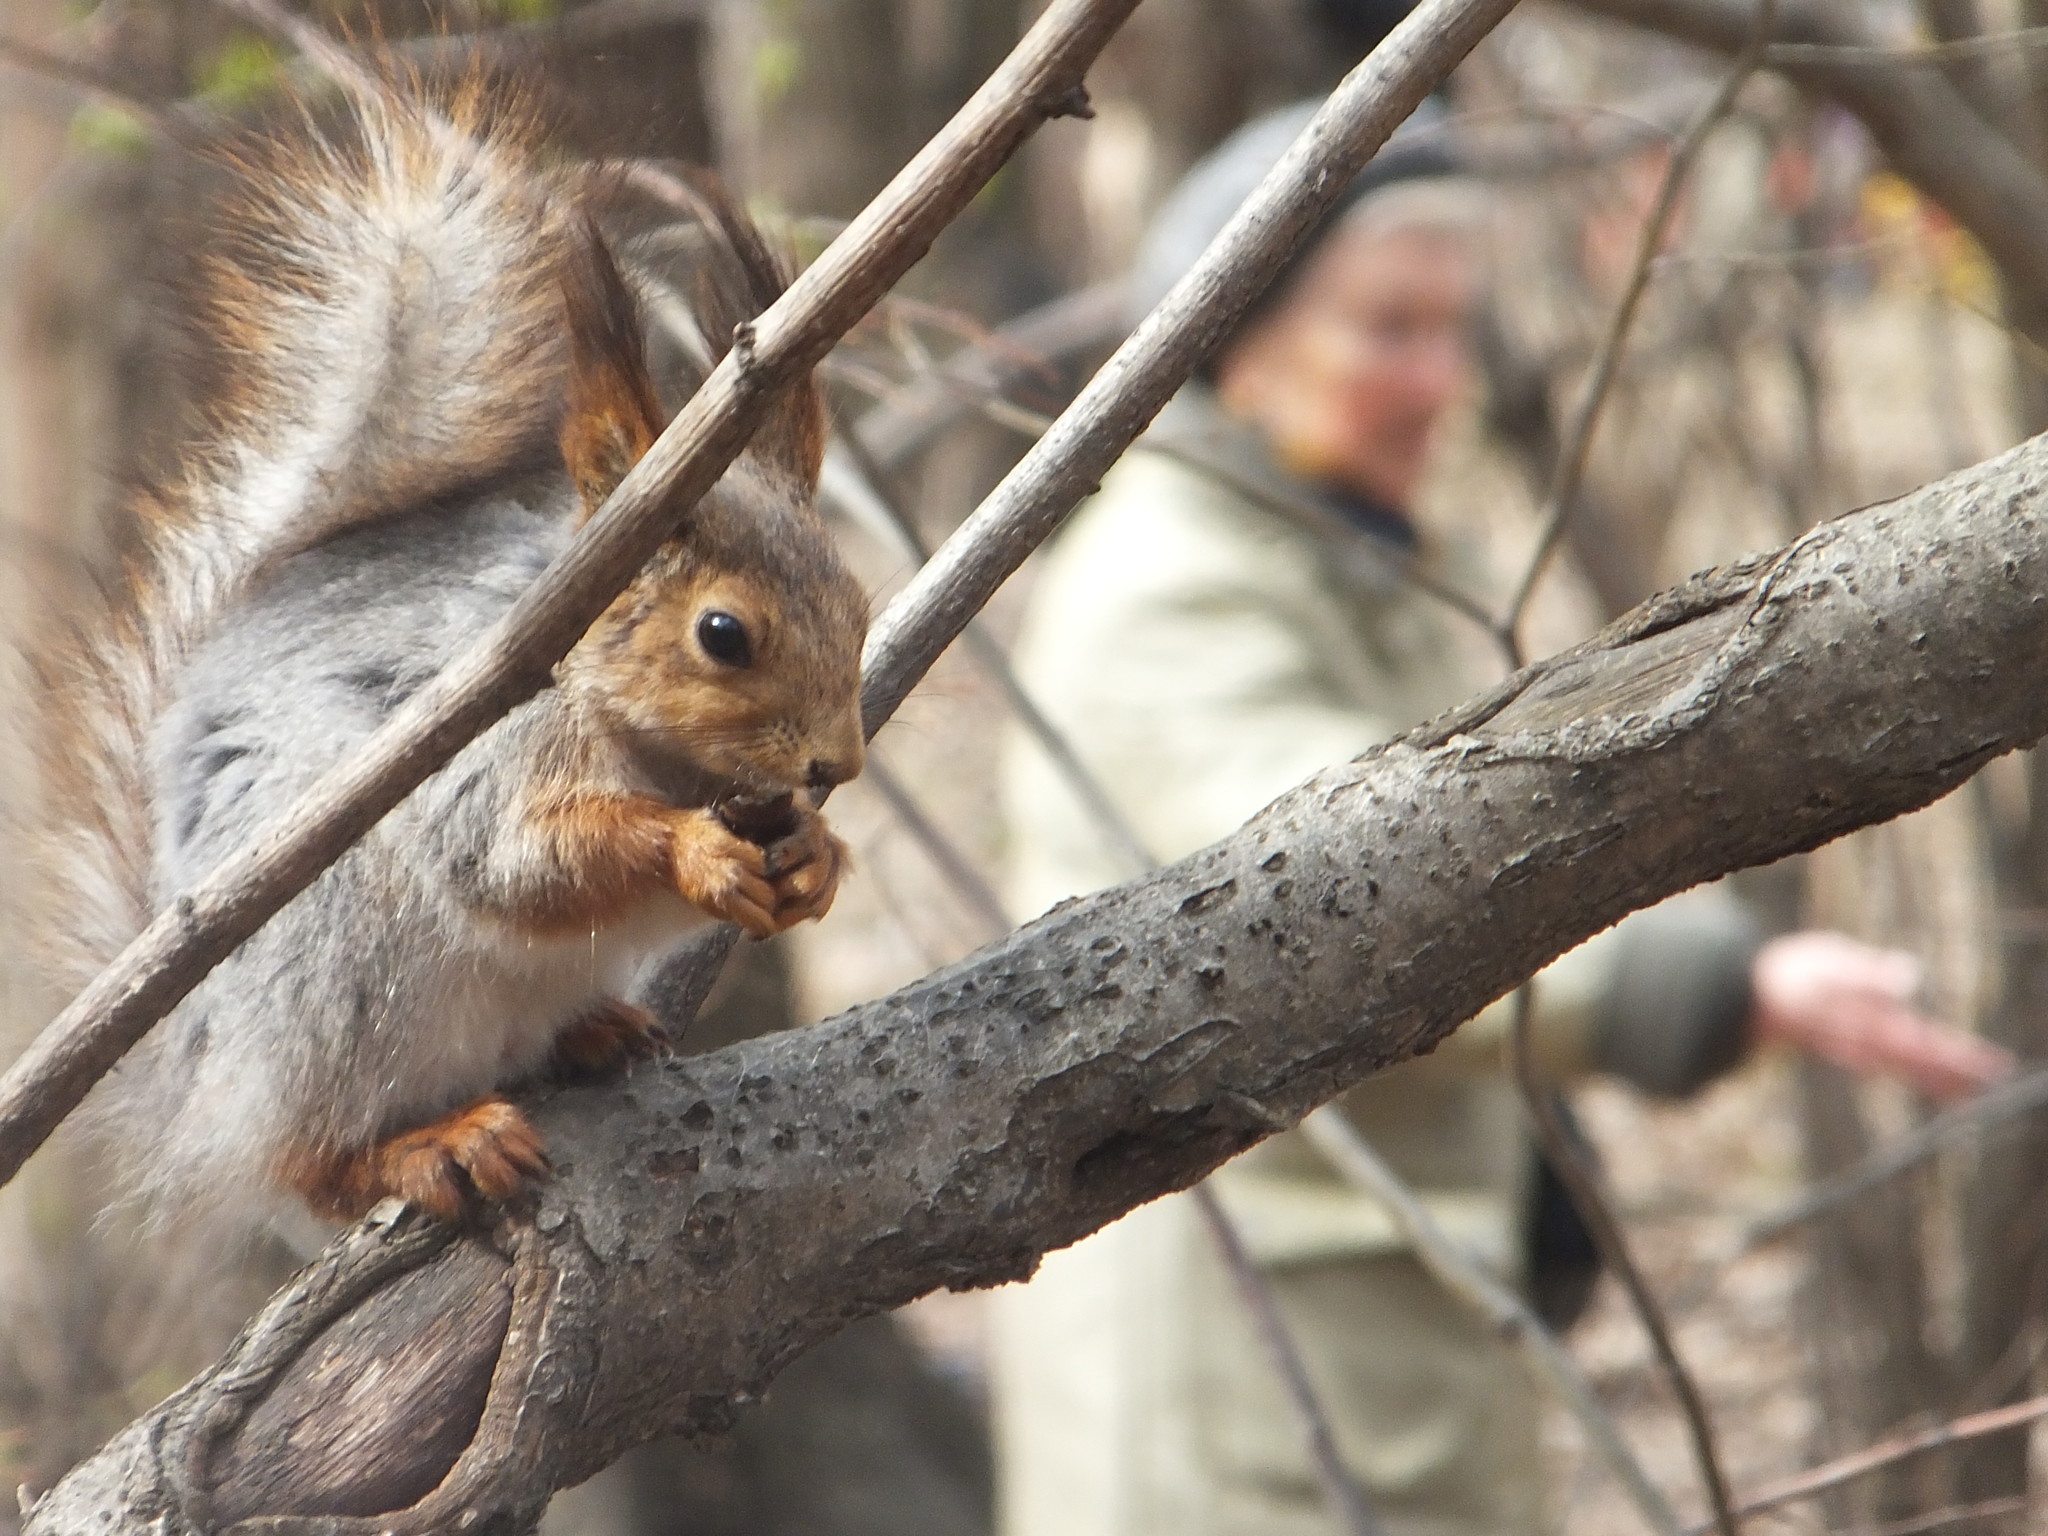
[372,889,705,1128]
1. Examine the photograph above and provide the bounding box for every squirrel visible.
[31,73,869,1229]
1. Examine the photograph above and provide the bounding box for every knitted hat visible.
[1127,95,1473,343]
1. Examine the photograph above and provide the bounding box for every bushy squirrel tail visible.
[31,72,581,993]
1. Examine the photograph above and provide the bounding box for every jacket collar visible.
[1132,386,1418,597]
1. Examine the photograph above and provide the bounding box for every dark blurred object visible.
[1306,0,1418,61]
[714,791,801,847]
[1520,1096,1604,1332]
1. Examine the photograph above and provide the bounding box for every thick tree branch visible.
[1567,0,2048,316]
[28,424,2048,1532]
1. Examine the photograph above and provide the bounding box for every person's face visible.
[1215,220,1477,509]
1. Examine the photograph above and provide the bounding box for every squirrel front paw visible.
[551,997,669,1081]
[671,808,781,936]
[669,804,848,936]
[762,807,850,928]
[283,1097,551,1223]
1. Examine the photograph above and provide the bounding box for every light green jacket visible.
[993,389,1759,1536]
[1001,386,1758,1270]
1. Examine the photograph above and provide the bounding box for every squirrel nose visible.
[806,757,857,793]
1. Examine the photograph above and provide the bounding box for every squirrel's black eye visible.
[696,610,753,668]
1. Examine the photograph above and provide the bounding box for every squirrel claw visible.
[552,998,668,1081]
[672,803,847,936]
[283,1097,550,1224]
[764,811,849,928]
[672,809,779,935]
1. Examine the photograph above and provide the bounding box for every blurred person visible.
[992,99,2010,1536]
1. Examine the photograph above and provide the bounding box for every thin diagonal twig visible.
[1658,1065,2048,1324]
[1510,989,1740,1536]
[1766,26,2048,65]
[855,281,1129,466]
[860,755,1012,938]
[1736,1065,2048,1254]
[1684,1392,2048,1533]
[1134,437,1505,642]
[0,34,173,129]
[830,427,1156,875]
[1299,1107,1683,1536]
[1844,1496,2029,1536]
[1191,1183,1386,1536]
[1497,0,1778,663]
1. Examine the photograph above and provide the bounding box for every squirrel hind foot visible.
[281,1098,552,1224]
[550,997,670,1082]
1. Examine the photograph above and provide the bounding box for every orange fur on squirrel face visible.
[552,214,866,810]
[567,542,866,804]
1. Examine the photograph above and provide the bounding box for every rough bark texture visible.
[23,424,2048,1533]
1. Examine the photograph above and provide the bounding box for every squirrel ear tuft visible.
[558,216,664,522]
[755,373,828,496]
[653,170,827,498]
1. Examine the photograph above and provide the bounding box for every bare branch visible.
[1847,1496,2030,1536]
[860,756,1013,938]
[1765,25,2048,64]
[1511,992,1740,1536]
[829,426,1156,875]
[1736,1066,2048,1253]
[0,34,172,128]
[1191,1184,1386,1536]
[852,280,1130,468]
[1135,435,1505,642]
[1500,0,1776,658]
[1687,1392,2048,1532]
[1566,0,2048,317]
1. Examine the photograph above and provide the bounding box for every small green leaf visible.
[753,35,801,107]
[198,33,283,107]
[69,100,153,157]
